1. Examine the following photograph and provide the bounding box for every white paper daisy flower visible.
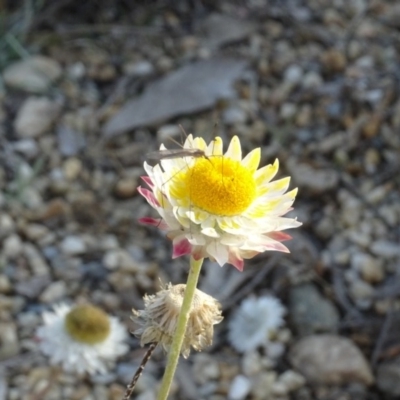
[228,296,286,353]
[139,134,301,271]
[36,303,129,375]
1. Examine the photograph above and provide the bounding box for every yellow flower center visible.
[180,157,256,216]
[64,304,111,344]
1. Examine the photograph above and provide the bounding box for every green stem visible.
[157,257,204,400]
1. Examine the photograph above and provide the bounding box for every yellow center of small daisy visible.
[181,157,256,216]
[64,304,111,344]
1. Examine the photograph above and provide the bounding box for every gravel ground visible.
[1,1,400,399]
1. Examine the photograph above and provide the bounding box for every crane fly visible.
[146,147,208,162]
[145,142,215,235]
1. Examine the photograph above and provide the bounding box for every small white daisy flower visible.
[228,295,286,353]
[139,134,301,271]
[36,303,129,375]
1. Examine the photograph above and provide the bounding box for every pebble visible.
[351,253,384,283]
[0,322,20,360]
[39,280,67,303]
[0,275,11,293]
[0,374,7,400]
[321,49,346,74]
[14,97,60,138]
[283,65,303,85]
[270,380,288,396]
[60,236,87,255]
[99,235,119,251]
[3,55,62,92]
[250,371,276,399]
[222,106,247,125]
[0,214,15,239]
[289,283,339,336]
[156,124,182,143]
[301,71,323,89]
[15,275,51,299]
[136,391,157,400]
[377,357,400,396]
[22,187,44,209]
[63,158,82,181]
[23,244,49,275]
[57,125,86,157]
[265,342,285,360]
[123,60,155,77]
[12,139,39,158]
[314,215,335,239]
[371,240,400,259]
[295,104,312,127]
[192,354,220,384]
[287,161,339,193]
[280,103,297,119]
[21,223,49,242]
[242,351,263,376]
[66,62,86,80]
[289,334,374,386]
[114,178,137,198]
[278,370,306,392]
[2,234,23,259]
[103,249,139,272]
[228,375,251,400]
[348,280,374,309]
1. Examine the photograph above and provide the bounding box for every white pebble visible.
[371,240,400,259]
[12,139,39,158]
[14,97,60,138]
[284,65,303,84]
[278,370,306,392]
[60,236,86,255]
[228,375,251,400]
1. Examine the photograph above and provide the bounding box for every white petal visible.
[206,242,229,266]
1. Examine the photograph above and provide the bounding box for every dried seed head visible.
[131,283,223,358]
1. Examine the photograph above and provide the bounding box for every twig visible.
[339,174,392,232]
[371,301,394,369]
[222,254,279,311]
[332,267,363,320]
[122,343,157,400]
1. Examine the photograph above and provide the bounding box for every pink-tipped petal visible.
[172,237,192,258]
[264,241,290,253]
[268,231,292,242]
[137,186,160,207]
[139,217,169,230]
[141,176,154,188]
[228,250,245,272]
